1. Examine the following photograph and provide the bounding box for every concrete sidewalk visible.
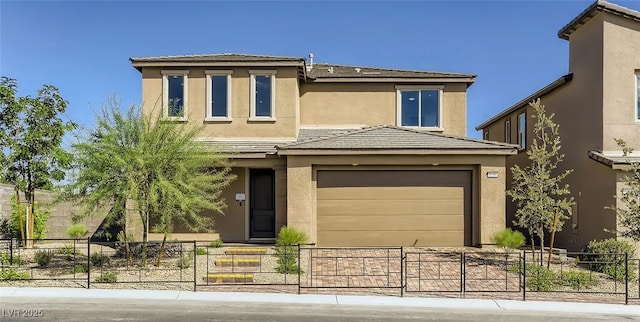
[1,287,638,316]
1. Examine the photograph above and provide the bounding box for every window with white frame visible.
[249,70,276,119]
[396,86,443,128]
[517,112,526,150]
[504,119,511,143]
[205,70,232,120]
[636,73,640,121]
[484,130,489,140]
[162,70,189,119]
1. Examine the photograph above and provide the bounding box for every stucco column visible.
[286,156,316,243]
[479,160,507,247]
[274,166,288,235]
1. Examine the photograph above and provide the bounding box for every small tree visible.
[609,139,640,242]
[507,99,574,267]
[0,77,75,245]
[64,98,234,265]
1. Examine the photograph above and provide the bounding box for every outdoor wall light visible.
[486,172,499,178]
[235,192,246,206]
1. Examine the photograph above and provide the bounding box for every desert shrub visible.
[561,270,598,289]
[95,271,117,283]
[34,250,54,267]
[66,224,89,239]
[89,252,111,267]
[72,263,88,274]
[491,228,525,249]
[0,268,30,280]
[583,238,637,281]
[177,252,193,269]
[0,218,13,239]
[524,263,559,291]
[195,247,207,255]
[275,226,307,274]
[0,253,25,266]
[209,239,223,248]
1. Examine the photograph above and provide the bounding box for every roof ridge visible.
[312,63,475,77]
[280,126,383,148]
[130,53,305,61]
[383,125,518,148]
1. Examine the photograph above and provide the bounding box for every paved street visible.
[1,297,637,322]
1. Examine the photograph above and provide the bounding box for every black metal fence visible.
[1,239,638,304]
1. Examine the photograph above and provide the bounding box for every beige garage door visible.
[317,170,471,247]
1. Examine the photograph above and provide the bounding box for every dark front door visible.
[250,169,276,238]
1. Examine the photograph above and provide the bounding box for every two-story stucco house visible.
[477,0,640,253]
[130,53,516,247]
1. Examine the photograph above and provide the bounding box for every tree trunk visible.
[15,189,25,247]
[539,228,545,267]
[156,233,167,267]
[141,210,148,267]
[547,211,559,269]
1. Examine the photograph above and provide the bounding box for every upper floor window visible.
[249,70,276,120]
[636,73,640,121]
[205,70,233,120]
[517,112,526,150]
[396,85,443,129]
[162,70,189,120]
[504,119,511,143]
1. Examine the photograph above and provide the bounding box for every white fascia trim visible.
[205,70,233,119]
[395,85,444,129]
[249,70,277,119]
[161,70,189,120]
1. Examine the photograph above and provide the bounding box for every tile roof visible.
[475,73,573,130]
[559,0,640,40]
[200,140,294,154]
[278,125,517,151]
[588,150,640,168]
[130,53,304,63]
[306,63,475,80]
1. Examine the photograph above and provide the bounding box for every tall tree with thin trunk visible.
[0,77,75,245]
[507,99,574,267]
[64,98,234,265]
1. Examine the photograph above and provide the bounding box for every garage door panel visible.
[318,215,463,231]
[316,170,471,247]
[318,186,464,200]
[318,231,463,247]
[318,199,463,216]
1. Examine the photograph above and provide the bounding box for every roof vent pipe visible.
[309,53,314,67]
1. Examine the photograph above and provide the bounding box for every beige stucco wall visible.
[300,82,468,137]
[286,154,506,246]
[140,67,300,139]
[602,12,640,152]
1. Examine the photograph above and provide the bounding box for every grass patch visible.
[209,239,223,248]
[94,271,117,283]
[195,247,208,256]
[72,264,88,274]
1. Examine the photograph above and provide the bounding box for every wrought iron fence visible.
[1,239,638,304]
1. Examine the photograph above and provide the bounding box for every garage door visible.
[317,170,471,247]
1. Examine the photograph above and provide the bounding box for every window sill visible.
[204,117,233,122]
[400,126,444,132]
[248,117,277,122]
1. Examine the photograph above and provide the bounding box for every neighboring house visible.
[476,0,640,252]
[130,53,516,247]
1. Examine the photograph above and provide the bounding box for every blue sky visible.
[2,0,640,138]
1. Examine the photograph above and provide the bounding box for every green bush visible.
[72,263,88,274]
[583,238,637,281]
[177,253,192,269]
[0,268,30,281]
[95,271,117,283]
[209,239,223,248]
[491,228,525,249]
[275,226,307,274]
[0,253,25,265]
[89,252,111,267]
[195,247,207,255]
[34,250,54,267]
[66,224,89,239]
[561,270,598,289]
[523,263,559,291]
